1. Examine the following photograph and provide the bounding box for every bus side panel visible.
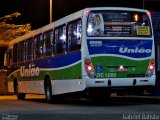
[7,51,84,95]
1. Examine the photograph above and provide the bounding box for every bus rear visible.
[83,8,155,95]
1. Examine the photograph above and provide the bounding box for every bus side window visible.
[43,31,52,57]
[67,19,82,52]
[34,34,43,59]
[13,44,18,64]
[50,31,55,55]
[26,38,34,61]
[18,41,25,63]
[54,25,66,55]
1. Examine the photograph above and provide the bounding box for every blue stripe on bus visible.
[87,39,153,58]
[22,52,81,69]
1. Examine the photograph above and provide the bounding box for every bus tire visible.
[13,78,26,100]
[44,76,53,103]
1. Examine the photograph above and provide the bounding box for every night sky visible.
[0,0,160,66]
[0,0,159,29]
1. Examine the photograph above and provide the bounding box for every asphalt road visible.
[0,95,160,120]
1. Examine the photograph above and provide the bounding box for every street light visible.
[50,0,52,23]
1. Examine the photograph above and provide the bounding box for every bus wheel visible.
[14,79,25,100]
[44,77,53,103]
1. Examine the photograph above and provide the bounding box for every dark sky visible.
[0,0,159,29]
[0,0,160,29]
[1,0,158,29]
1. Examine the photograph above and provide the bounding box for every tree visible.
[0,12,31,41]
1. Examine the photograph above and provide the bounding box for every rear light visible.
[148,64,154,71]
[146,59,155,77]
[86,65,93,71]
[85,58,95,78]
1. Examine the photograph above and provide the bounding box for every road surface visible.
[0,95,160,120]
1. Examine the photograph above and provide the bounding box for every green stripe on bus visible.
[91,56,150,78]
[8,63,82,81]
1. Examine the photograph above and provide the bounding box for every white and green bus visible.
[6,7,155,102]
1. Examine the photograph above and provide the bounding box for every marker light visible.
[134,14,139,22]
[86,9,90,15]
[147,11,151,17]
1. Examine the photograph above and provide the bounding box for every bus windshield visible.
[87,10,152,37]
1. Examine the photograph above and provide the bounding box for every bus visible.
[5,7,155,102]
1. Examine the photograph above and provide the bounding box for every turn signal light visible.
[150,59,155,64]
[85,59,91,65]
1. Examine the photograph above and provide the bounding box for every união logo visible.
[119,47,151,54]
[20,64,40,77]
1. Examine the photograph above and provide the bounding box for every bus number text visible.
[96,73,116,78]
